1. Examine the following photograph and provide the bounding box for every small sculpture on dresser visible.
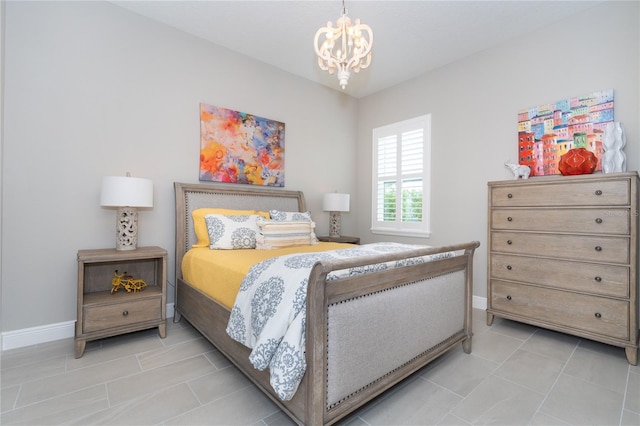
[603,121,626,173]
[505,162,531,179]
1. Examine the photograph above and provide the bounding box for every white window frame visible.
[371,114,431,238]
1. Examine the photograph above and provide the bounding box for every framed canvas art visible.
[517,89,613,176]
[199,104,285,186]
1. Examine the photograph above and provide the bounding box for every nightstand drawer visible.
[83,297,161,333]
[491,208,629,235]
[491,280,630,340]
[491,179,630,207]
[491,231,629,264]
[490,254,630,298]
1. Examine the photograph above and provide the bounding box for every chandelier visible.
[313,0,373,90]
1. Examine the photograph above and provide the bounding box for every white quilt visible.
[225,242,455,400]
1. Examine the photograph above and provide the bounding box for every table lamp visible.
[101,174,153,250]
[323,193,350,238]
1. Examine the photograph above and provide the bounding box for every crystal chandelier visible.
[313,0,373,90]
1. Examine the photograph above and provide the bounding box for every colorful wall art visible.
[517,89,614,176]
[199,104,285,186]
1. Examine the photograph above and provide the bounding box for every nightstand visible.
[318,236,360,244]
[75,246,167,358]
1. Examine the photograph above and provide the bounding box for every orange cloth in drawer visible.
[181,242,351,309]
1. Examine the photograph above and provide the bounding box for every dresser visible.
[487,172,639,365]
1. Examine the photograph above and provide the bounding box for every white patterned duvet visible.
[225,242,456,400]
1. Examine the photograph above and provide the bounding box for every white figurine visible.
[505,162,530,179]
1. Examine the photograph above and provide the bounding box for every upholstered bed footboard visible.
[325,270,466,408]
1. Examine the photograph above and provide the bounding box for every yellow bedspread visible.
[182,242,351,309]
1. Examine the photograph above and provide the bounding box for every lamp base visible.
[116,207,139,251]
[328,211,341,238]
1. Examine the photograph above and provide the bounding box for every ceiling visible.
[111,1,606,98]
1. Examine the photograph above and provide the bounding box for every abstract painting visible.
[517,89,614,176]
[199,103,285,186]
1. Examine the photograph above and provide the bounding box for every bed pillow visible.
[204,214,261,250]
[256,217,318,249]
[269,210,313,222]
[192,208,268,248]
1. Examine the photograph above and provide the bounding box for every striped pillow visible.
[256,217,318,249]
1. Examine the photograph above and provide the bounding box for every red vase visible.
[558,148,598,176]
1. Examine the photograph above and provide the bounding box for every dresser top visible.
[489,171,639,187]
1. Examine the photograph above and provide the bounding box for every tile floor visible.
[1,309,639,425]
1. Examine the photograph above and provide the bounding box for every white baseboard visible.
[473,295,487,311]
[1,303,175,351]
[1,299,486,351]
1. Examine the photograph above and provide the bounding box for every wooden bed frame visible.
[174,182,479,425]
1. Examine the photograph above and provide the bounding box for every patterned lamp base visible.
[329,211,342,238]
[116,207,139,250]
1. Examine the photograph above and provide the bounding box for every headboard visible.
[174,182,306,281]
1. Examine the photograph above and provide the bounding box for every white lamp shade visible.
[100,176,154,208]
[323,193,350,212]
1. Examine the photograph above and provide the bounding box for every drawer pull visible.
[595,246,602,252]
[507,217,513,222]
[506,265,512,270]
[594,312,602,319]
[507,193,513,199]
[122,310,129,317]
[595,218,603,224]
[507,240,513,245]
[595,276,602,282]
[506,295,512,301]
[595,190,603,196]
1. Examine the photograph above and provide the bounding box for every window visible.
[371,115,431,237]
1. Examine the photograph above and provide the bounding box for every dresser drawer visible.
[490,254,629,298]
[491,231,629,264]
[490,280,630,340]
[491,208,629,235]
[83,297,161,333]
[491,179,630,207]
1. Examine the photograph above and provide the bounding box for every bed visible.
[174,182,480,425]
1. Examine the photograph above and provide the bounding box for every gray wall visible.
[356,1,640,300]
[1,1,357,333]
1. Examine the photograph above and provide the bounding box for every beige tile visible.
[621,408,640,426]
[625,371,639,413]
[422,350,498,397]
[107,354,217,406]
[356,376,462,425]
[205,348,233,369]
[0,354,66,388]
[262,410,297,425]
[436,413,471,425]
[470,329,522,363]
[563,346,629,394]
[541,373,624,425]
[69,382,201,425]
[519,328,579,362]
[16,355,141,407]
[0,384,108,425]
[0,385,19,413]
[165,385,279,425]
[452,375,544,425]
[487,318,537,340]
[494,349,565,394]
[68,330,164,371]
[161,319,205,346]
[188,365,252,404]
[528,411,570,425]
[137,337,216,370]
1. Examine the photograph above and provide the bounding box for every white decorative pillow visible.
[269,210,312,222]
[204,214,261,249]
[256,217,318,249]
